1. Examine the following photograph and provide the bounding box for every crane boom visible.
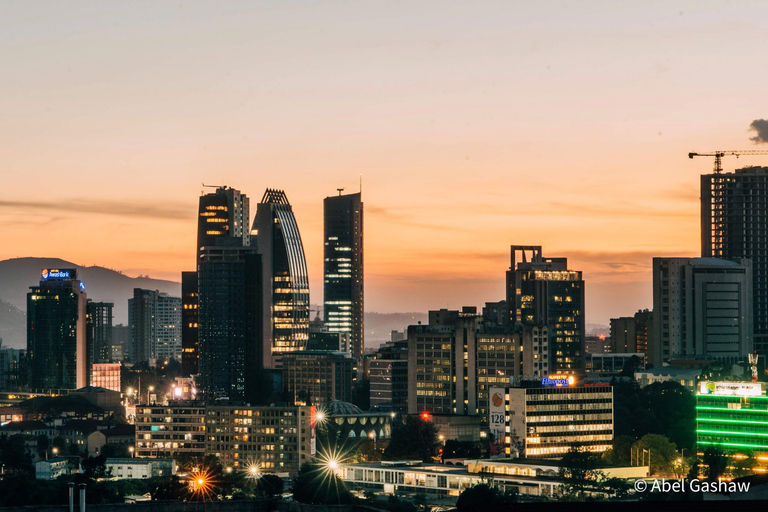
[688,150,768,174]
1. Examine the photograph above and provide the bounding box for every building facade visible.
[281,350,352,405]
[407,310,522,422]
[323,191,364,361]
[369,340,408,411]
[506,246,586,374]
[197,245,264,402]
[134,401,206,459]
[205,405,313,475]
[489,385,613,459]
[87,301,113,364]
[90,362,121,392]
[696,381,768,462]
[128,289,182,364]
[181,271,199,375]
[27,269,88,390]
[702,167,768,354]
[651,257,753,367]
[253,189,310,368]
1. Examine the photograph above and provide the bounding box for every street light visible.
[129,446,135,458]
[148,386,155,405]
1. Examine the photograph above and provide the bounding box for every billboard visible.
[541,374,576,387]
[489,387,506,452]
[41,268,77,281]
[699,381,762,397]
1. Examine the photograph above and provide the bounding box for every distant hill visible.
[0,299,26,349]
[365,311,427,348]
[0,257,180,330]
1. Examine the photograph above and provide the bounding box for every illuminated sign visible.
[541,375,576,387]
[488,387,506,440]
[699,381,762,397]
[41,268,76,281]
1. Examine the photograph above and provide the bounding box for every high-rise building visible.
[128,289,181,364]
[506,245,586,374]
[702,167,768,354]
[181,271,199,376]
[197,245,264,402]
[253,189,310,368]
[609,309,653,355]
[184,186,251,375]
[197,186,250,254]
[323,191,364,361]
[406,308,522,421]
[87,301,113,364]
[651,257,752,367]
[369,339,408,411]
[27,268,88,390]
[281,350,353,405]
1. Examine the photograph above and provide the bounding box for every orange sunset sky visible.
[3,1,768,325]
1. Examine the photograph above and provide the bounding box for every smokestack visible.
[79,483,86,512]
[68,482,75,512]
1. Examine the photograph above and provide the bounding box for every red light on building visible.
[420,411,431,420]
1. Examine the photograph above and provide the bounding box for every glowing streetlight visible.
[316,411,326,423]
[52,447,58,456]
[129,446,135,458]
[327,459,339,470]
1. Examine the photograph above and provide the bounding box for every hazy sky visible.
[3,1,768,325]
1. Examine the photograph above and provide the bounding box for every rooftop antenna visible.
[337,188,344,196]
[359,174,362,194]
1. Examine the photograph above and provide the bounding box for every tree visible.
[291,463,353,505]
[730,453,758,479]
[633,434,677,475]
[456,484,516,512]
[557,446,605,501]
[82,454,110,479]
[384,415,440,462]
[255,474,284,498]
[601,435,634,466]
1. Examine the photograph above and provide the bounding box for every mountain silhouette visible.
[0,257,180,348]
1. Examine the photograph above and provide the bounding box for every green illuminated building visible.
[696,382,768,453]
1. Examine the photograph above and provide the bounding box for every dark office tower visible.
[181,271,199,376]
[197,186,250,256]
[27,269,88,389]
[128,289,181,364]
[129,289,156,364]
[506,245,586,374]
[702,167,768,354]
[253,189,310,368]
[87,301,114,364]
[323,191,364,360]
[197,245,263,402]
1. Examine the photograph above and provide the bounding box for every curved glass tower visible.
[253,189,310,368]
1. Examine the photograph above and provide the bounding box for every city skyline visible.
[4,2,768,325]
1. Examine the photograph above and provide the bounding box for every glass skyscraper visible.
[323,191,364,360]
[27,268,88,390]
[253,189,310,368]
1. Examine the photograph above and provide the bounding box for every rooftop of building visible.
[636,367,702,377]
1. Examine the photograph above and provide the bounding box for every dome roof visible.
[324,400,363,416]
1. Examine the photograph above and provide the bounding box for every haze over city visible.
[4,1,768,324]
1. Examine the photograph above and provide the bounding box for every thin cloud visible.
[750,119,768,144]
[0,199,190,221]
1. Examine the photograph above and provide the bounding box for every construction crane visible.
[688,150,768,174]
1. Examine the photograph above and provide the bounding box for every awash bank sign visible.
[41,268,76,281]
